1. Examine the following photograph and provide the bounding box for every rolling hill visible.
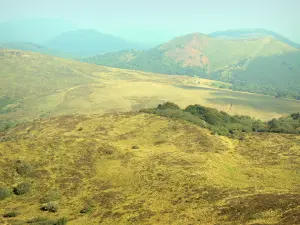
[85,33,300,99]
[44,29,143,57]
[0,42,74,59]
[1,49,300,128]
[1,111,300,224]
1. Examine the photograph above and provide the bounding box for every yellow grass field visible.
[1,113,300,224]
[1,50,299,123]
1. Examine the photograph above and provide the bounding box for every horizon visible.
[1,0,300,44]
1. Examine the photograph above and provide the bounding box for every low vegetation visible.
[16,162,33,176]
[41,202,58,213]
[13,182,31,195]
[0,187,11,200]
[141,102,300,137]
[3,211,19,218]
[27,217,67,225]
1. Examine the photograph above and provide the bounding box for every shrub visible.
[0,187,11,200]
[132,145,139,149]
[27,217,67,225]
[41,201,58,212]
[156,102,180,110]
[80,206,93,214]
[16,162,32,175]
[143,103,300,137]
[3,211,19,218]
[40,191,61,204]
[13,182,31,195]
[3,211,20,218]
[54,218,68,225]
[27,217,48,223]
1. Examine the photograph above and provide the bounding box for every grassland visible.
[1,49,300,125]
[1,113,300,224]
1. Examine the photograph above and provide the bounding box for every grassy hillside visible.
[1,49,300,127]
[86,33,297,73]
[1,112,300,224]
[84,33,300,99]
[211,52,300,99]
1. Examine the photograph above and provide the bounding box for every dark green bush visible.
[3,211,20,218]
[0,187,11,200]
[3,211,19,218]
[13,182,31,195]
[156,102,180,110]
[141,103,300,137]
[132,145,139,149]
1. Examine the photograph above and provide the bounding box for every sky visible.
[1,0,300,43]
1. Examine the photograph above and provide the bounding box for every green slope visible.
[212,52,300,99]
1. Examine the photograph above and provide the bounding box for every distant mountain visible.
[0,42,74,59]
[86,32,297,73]
[210,29,300,49]
[84,33,300,99]
[44,29,144,57]
[115,28,178,47]
[0,19,76,44]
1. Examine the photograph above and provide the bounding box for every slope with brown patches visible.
[159,33,297,72]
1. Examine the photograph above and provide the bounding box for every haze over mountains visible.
[1,4,300,222]
[0,19,147,57]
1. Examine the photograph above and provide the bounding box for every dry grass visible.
[1,50,300,124]
[0,113,300,224]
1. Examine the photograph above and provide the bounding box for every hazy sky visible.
[2,0,300,43]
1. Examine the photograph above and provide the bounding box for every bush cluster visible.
[40,201,58,212]
[141,102,300,137]
[13,182,31,195]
